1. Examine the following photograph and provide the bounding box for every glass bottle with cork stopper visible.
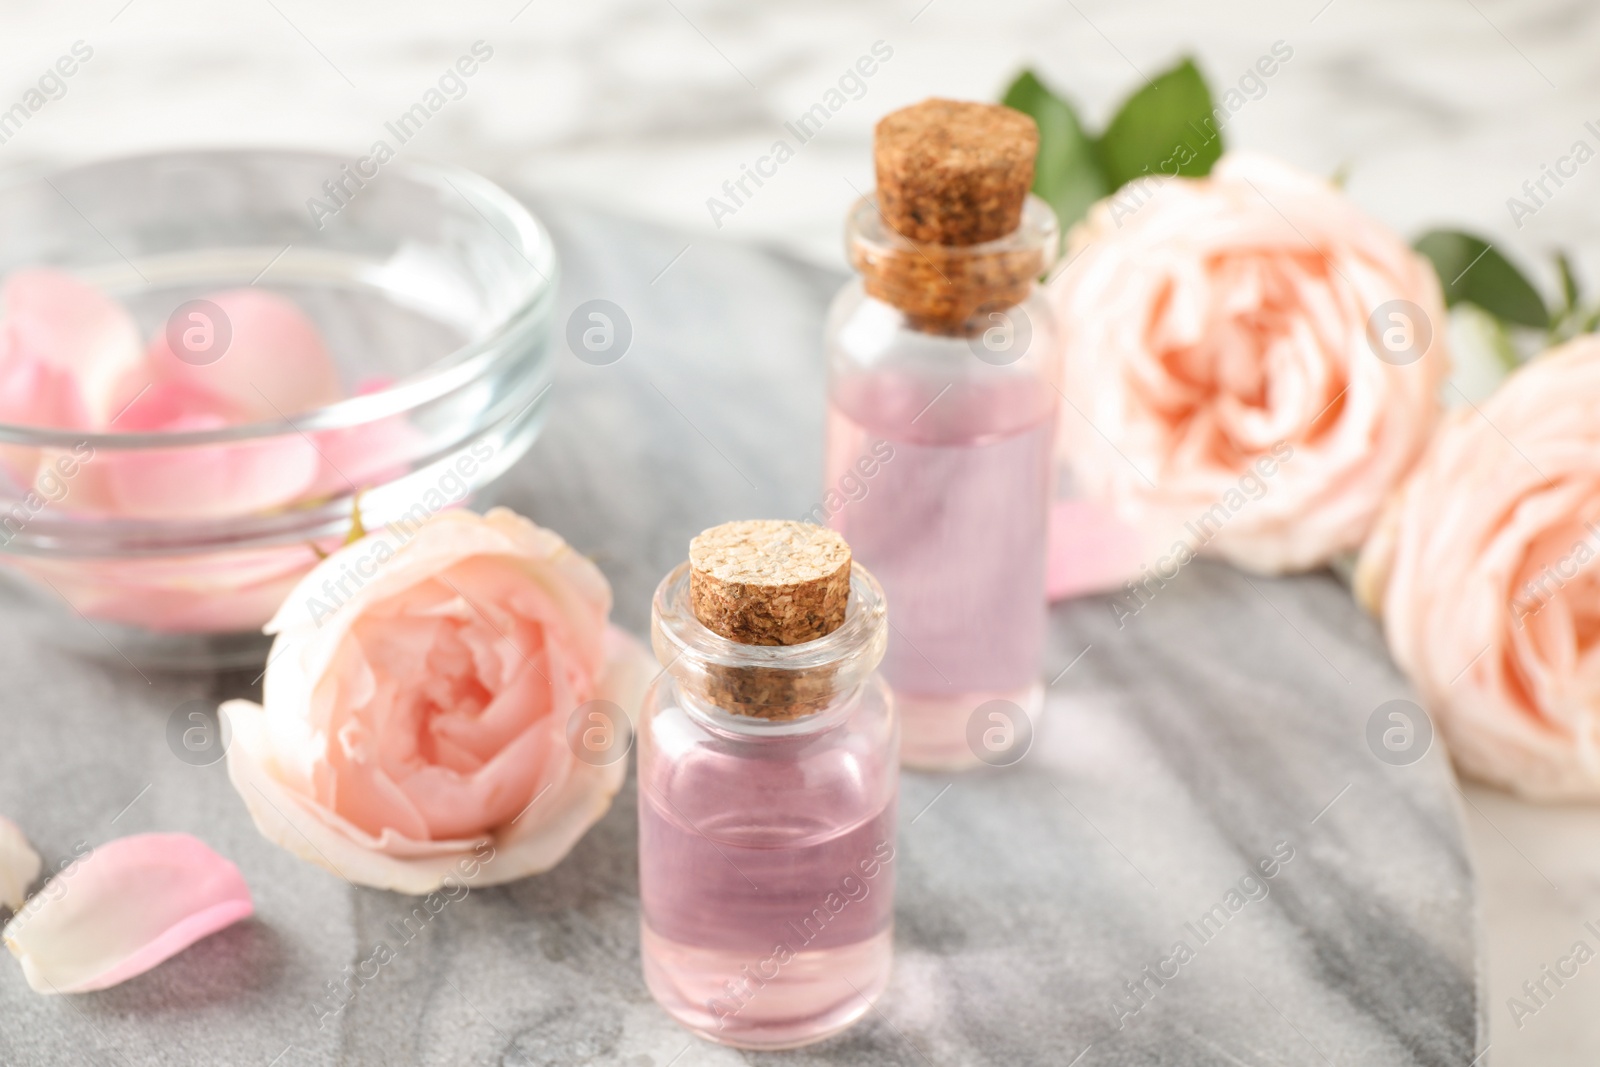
[636,519,899,1050]
[824,98,1061,769]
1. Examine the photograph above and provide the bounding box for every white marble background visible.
[1,0,1598,1062]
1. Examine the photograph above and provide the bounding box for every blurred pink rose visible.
[1357,335,1600,800]
[222,508,653,893]
[1049,152,1450,573]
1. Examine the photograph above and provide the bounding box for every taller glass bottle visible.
[824,100,1061,769]
[637,522,898,1050]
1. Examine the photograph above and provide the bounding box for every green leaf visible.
[1414,230,1550,330]
[1556,250,1579,314]
[1094,57,1223,190]
[1002,70,1108,229]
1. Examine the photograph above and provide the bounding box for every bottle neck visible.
[649,561,888,723]
[675,677,866,740]
[847,193,1059,334]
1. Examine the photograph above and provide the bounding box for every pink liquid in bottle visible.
[638,693,898,1049]
[827,371,1054,767]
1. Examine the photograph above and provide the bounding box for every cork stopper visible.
[857,98,1049,333]
[690,520,851,646]
[686,520,854,720]
[874,98,1038,246]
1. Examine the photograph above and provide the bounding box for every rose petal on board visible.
[222,625,653,895]
[0,816,41,912]
[1045,497,1146,601]
[2,833,253,994]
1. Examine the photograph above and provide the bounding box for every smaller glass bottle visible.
[637,524,898,1050]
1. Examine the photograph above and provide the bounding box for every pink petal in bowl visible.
[0,267,144,429]
[2,833,253,994]
[143,288,343,422]
[0,267,144,488]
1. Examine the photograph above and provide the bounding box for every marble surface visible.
[1,1,1598,1061]
[0,198,1478,1065]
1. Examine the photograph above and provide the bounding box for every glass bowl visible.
[0,148,558,670]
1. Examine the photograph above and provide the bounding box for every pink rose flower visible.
[222,508,653,893]
[1049,152,1450,573]
[1357,335,1600,800]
